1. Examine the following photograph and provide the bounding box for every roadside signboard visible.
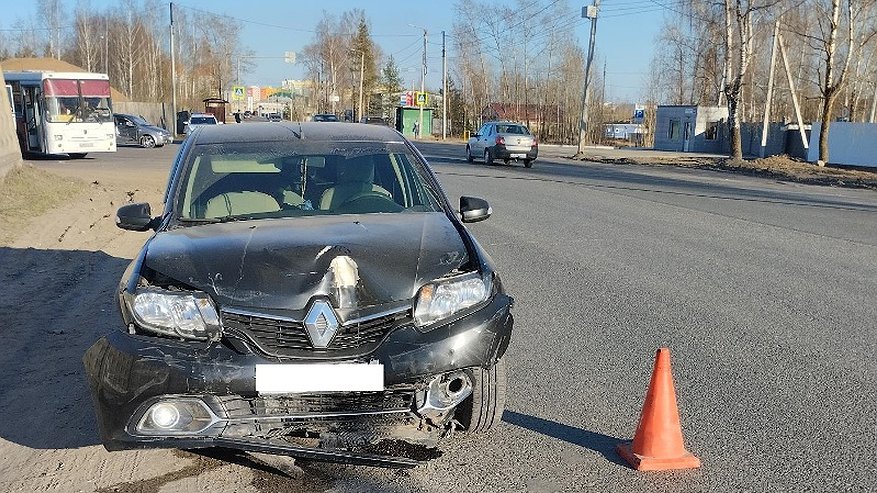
[416,91,428,106]
[231,86,245,101]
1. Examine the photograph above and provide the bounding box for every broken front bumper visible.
[82,293,513,466]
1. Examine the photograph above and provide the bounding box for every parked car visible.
[114,113,172,148]
[182,112,218,133]
[360,115,390,126]
[466,121,538,167]
[268,113,283,122]
[84,122,514,467]
[312,113,340,122]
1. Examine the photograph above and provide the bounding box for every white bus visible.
[4,71,116,158]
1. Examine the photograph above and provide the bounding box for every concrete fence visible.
[114,102,170,130]
[807,122,877,168]
[0,66,23,180]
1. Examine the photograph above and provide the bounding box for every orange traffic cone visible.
[616,347,701,471]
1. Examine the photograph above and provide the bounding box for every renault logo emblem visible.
[304,300,339,348]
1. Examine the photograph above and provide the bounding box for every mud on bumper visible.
[83,294,513,467]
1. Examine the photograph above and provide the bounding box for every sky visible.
[1,0,671,102]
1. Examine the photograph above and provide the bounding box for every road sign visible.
[231,86,245,101]
[416,91,428,106]
[330,94,340,102]
[284,51,296,64]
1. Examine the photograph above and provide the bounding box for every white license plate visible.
[256,363,384,393]
[511,153,526,158]
[79,143,94,148]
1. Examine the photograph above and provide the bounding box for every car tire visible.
[466,145,474,163]
[68,153,88,159]
[457,356,507,433]
[140,135,156,148]
[484,148,493,165]
[524,159,534,168]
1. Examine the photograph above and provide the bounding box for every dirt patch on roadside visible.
[0,165,87,246]
[572,153,877,190]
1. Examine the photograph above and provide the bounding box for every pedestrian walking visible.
[413,121,420,138]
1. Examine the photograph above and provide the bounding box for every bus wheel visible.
[68,153,88,159]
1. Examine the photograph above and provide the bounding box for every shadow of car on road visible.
[0,246,131,450]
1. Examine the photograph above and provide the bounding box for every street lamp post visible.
[409,24,427,139]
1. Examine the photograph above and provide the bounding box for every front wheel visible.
[456,357,507,432]
[140,135,156,148]
[466,145,474,163]
[524,159,534,168]
[484,148,494,165]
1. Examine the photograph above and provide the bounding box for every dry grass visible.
[716,155,877,189]
[0,165,86,246]
[576,152,877,190]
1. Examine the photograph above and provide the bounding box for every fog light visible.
[132,397,221,436]
[151,403,181,429]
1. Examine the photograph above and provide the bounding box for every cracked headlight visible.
[414,272,491,328]
[130,289,221,341]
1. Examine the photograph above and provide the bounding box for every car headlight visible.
[130,288,221,341]
[414,272,492,328]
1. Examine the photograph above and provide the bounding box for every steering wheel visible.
[338,192,402,213]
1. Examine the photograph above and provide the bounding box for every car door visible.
[115,116,135,143]
[474,124,490,155]
[482,124,494,154]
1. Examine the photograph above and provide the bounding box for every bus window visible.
[43,79,80,123]
[80,79,112,122]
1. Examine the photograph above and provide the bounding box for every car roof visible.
[190,121,406,144]
[490,121,528,126]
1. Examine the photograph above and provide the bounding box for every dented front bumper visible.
[82,293,513,467]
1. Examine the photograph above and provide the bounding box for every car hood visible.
[141,213,470,313]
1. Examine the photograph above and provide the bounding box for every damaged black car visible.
[83,122,514,467]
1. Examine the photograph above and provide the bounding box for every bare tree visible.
[37,0,64,60]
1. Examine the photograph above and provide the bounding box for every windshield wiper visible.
[177,215,255,224]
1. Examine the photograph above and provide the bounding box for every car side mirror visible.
[460,196,491,223]
[116,202,157,231]
[126,121,135,127]
[472,133,480,138]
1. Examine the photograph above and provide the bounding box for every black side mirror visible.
[460,196,491,223]
[116,202,156,231]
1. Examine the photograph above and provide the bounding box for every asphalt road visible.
[21,140,877,492]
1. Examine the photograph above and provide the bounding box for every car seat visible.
[204,191,281,218]
[319,156,391,210]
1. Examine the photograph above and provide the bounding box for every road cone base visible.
[616,443,701,471]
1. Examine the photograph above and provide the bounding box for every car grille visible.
[219,387,416,420]
[221,309,410,357]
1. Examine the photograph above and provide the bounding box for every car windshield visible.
[175,140,443,222]
[129,115,149,125]
[314,114,338,122]
[496,124,529,135]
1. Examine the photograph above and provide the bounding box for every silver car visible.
[466,121,537,168]
[114,113,172,148]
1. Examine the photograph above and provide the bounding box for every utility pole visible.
[420,28,427,139]
[759,20,779,158]
[577,0,600,154]
[169,2,177,136]
[777,31,808,150]
[358,51,365,122]
[442,30,447,140]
